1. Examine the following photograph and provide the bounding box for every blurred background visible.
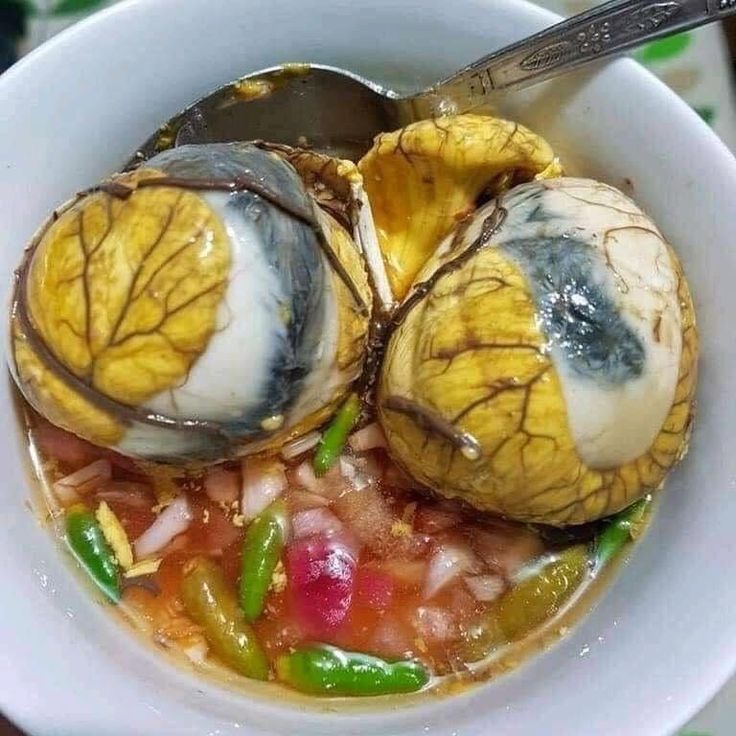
[0,0,734,734]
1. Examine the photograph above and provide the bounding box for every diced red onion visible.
[53,459,112,503]
[34,422,101,468]
[464,574,506,602]
[204,468,240,504]
[291,508,343,540]
[134,495,193,559]
[348,423,387,452]
[280,431,321,460]
[241,458,286,521]
[286,535,357,637]
[424,542,479,599]
[414,606,458,642]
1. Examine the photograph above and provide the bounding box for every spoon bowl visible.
[132,0,736,163]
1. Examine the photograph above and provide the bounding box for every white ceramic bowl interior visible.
[1,1,735,734]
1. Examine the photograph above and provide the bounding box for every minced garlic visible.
[95,501,133,569]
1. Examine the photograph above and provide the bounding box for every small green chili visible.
[313,393,361,476]
[276,644,429,696]
[181,556,268,680]
[65,503,121,603]
[239,500,286,621]
[595,496,651,569]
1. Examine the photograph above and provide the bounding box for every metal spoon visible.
[133,0,736,162]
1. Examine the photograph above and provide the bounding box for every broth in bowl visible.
[9,105,696,698]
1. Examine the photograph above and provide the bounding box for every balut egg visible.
[10,142,377,462]
[378,177,697,525]
[358,114,562,299]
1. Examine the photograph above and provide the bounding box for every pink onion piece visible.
[53,459,112,504]
[293,461,348,500]
[424,542,479,599]
[286,535,357,637]
[134,495,193,559]
[292,508,343,540]
[464,574,506,602]
[241,458,286,521]
[204,468,240,504]
[348,423,387,452]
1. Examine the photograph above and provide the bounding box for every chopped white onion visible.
[291,507,343,539]
[183,638,209,665]
[241,458,286,521]
[53,459,112,503]
[280,431,321,460]
[423,542,479,599]
[339,456,372,491]
[464,574,506,602]
[348,423,387,452]
[134,495,193,559]
[204,468,240,504]
[294,461,348,500]
[288,490,331,512]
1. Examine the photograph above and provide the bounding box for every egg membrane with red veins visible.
[10,142,381,463]
[378,177,698,525]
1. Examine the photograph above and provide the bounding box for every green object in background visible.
[276,644,429,696]
[65,503,120,603]
[49,0,106,16]
[695,106,716,125]
[635,32,692,63]
[239,500,286,621]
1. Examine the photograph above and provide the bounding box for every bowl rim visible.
[0,0,735,734]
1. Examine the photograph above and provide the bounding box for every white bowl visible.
[1,0,735,734]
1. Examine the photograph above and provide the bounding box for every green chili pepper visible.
[276,644,429,696]
[239,500,286,621]
[65,503,120,603]
[181,556,268,680]
[462,544,589,662]
[313,393,361,476]
[595,496,651,569]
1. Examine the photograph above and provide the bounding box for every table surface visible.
[0,1,734,734]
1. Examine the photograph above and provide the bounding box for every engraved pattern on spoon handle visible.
[423,0,736,108]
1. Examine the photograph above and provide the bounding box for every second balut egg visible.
[378,177,697,525]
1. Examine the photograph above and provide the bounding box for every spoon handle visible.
[422,0,736,109]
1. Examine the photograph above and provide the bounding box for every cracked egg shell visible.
[10,142,373,463]
[358,114,562,300]
[378,177,697,526]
